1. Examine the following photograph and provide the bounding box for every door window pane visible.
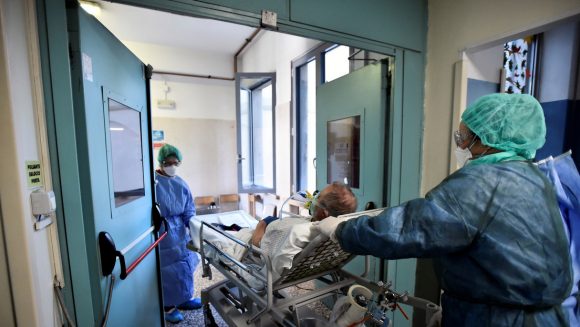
[327,116,360,188]
[108,99,145,207]
[324,45,350,83]
[297,60,317,191]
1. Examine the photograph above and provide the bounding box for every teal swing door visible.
[316,61,389,281]
[67,7,163,326]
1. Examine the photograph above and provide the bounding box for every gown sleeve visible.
[181,180,196,227]
[336,172,482,259]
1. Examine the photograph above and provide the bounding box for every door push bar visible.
[99,204,168,280]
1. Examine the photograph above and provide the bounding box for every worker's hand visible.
[311,217,344,242]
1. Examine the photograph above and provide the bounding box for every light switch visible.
[31,190,56,216]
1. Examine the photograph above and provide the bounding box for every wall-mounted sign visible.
[26,160,43,188]
[152,130,165,148]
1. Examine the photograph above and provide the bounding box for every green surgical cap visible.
[461,93,546,160]
[157,144,182,163]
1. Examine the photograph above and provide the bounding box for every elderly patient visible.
[251,182,357,248]
[205,182,357,285]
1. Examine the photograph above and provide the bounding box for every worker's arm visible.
[336,169,490,259]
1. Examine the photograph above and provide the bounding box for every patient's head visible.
[311,182,357,221]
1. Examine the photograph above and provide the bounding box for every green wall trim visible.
[290,0,426,52]
[115,0,426,52]
[113,0,421,54]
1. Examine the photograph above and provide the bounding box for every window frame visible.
[235,72,277,194]
[102,87,148,218]
[291,43,351,193]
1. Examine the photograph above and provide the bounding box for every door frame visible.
[36,0,425,324]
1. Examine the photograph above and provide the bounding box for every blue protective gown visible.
[155,172,199,307]
[537,154,580,326]
[336,161,572,326]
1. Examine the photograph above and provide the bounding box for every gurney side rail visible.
[199,221,275,324]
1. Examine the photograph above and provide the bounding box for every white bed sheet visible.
[189,210,259,250]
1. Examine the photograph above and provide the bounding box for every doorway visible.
[37,1,428,326]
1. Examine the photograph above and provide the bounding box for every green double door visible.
[316,61,389,281]
[66,7,163,326]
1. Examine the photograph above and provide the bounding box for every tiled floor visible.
[172,264,227,327]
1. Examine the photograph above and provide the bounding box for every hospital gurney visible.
[197,214,441,327]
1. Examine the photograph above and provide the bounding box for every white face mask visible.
[455,146,472,168]
[163,165,178,177]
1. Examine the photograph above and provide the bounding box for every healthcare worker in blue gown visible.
[314,93,573,326]
[537,153,580,326]
[155,144,201,324]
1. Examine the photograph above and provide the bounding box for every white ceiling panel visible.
[91,1,256,55]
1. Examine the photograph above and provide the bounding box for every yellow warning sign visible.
[26,160,43,188]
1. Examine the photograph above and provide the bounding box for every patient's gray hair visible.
[319,182,357,217]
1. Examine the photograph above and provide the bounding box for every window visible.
[327,116,360,188]
[324,45,350,83]
[292,44,388,193]
[107,99,145,207]
[236,73,276,193]
[296,59,317,192]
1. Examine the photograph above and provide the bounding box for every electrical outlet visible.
[261,10,277,28]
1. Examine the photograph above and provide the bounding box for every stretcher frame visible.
[198,221,439,327]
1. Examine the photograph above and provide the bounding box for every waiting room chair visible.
[195,195,218,215]
[219,194,240,212]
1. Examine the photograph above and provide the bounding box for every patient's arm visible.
[251,220,268,247]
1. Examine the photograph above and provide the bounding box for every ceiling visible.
[91,1,256,55]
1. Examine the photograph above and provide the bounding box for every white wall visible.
[0,0,60,326]
[238,31,319,199]
[424,0,580,193]
[150,77,235,120]
[123,41,238,197]
[152,118,237,197]
[123,41,236,120]
[466,44,504,83]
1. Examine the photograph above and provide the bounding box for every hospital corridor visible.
[0,0,579,326]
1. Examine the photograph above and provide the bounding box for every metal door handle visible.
[237,154,246,163]
[313,157,317,169]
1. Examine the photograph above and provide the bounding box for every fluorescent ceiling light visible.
[79,1,101,16]
[110,127,124,131]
